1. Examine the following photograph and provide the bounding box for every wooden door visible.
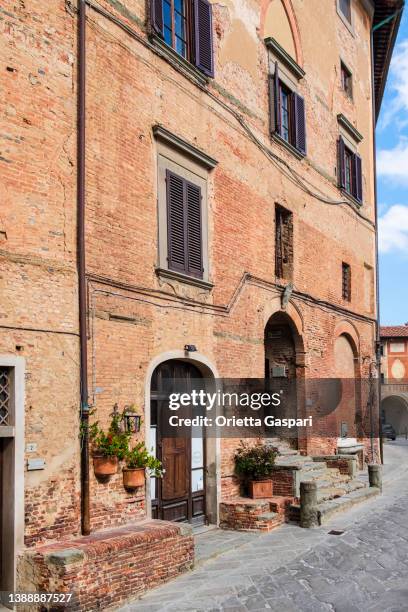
[151,360,205,524]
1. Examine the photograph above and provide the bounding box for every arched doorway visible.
[264,311,304,447]
[381,394,408,436]
[150,360,207,525]
[334,334,358,439]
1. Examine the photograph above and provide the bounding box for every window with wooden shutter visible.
[338,137,363,203]
[269,65,306,156]
[151,0,214,77]
[166,170,203,278]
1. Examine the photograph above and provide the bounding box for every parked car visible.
[381,423,396,441]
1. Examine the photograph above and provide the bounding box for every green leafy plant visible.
[125,442,164,478]
[234,441,278,481]
[88,411,131,460]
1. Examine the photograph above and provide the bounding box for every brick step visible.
[219,497,291,532]
[269,495,295,516]
[254,511,285,532]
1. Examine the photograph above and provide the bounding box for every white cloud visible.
[381,40,408,127]
[378,205,408,254]
[377,140,408,182]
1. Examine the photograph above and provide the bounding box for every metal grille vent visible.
[0,368,11,426]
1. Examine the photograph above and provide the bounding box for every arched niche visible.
[261,0,303,65]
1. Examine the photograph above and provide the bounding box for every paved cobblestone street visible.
[119,441,408,611]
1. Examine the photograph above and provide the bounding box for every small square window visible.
[342,262,351,301]
[339,0,352,23]
[341,62,353,99]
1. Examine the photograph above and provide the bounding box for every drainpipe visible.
[370,26,382,464]
[78,0,90,535]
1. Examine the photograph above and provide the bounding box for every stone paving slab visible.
[118,441,408,612]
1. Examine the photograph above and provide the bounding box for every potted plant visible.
[89,412,131,478]
[123,442,163,489]
[234,441,278,499]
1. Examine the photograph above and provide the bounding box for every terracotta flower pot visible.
[122,467,145,489]
[249,479,273,499]
[93,455,118,477]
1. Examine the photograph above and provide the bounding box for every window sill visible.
[150,34,209,87]
[272,133,305,161]
[341,189,363,208]
[156,267,214,290]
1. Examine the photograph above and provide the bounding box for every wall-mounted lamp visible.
[184,344,197,353]
[123,408,141,433]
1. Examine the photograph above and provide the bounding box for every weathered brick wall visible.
[1,0,380,552]
[17,521,194,611]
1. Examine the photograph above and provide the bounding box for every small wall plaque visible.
[27,458,46,471]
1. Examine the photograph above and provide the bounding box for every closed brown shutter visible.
[186,181,203,277]
[353,153,363,203]
[166,170,186,273]
[166,170,203,278]
[194,0,214,77]
[338,137,346,189]
[293,93,306,155]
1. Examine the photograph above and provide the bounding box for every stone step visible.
[289,485,380,525]
[316,479,366,503]
[299,470,351,486]
[274,457,327,471]
[318,486,380,524]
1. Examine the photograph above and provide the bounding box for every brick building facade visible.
[0,0,402,606]
[380,325,408,435]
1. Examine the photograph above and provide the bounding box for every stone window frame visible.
[265,38,306,160]
[153,125,217,289]
[336,0,355,35]
[337,114,363,206]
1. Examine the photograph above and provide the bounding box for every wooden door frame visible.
[144,351,220,525]
[0,355,25,606]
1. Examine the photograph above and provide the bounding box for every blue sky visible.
[377,10,408,325]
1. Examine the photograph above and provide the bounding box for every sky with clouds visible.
[377,10,408,325]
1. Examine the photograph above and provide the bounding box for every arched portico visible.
[381,393,408,436]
